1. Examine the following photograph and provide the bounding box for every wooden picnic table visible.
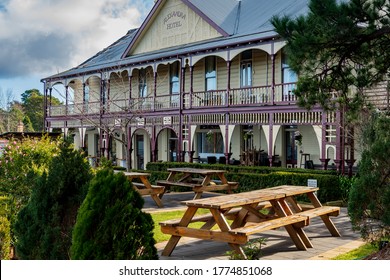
[117,171,164,208]
[156,167,238,200]
[160,185,341,259]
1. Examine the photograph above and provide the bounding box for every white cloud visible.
[0,0,153,78]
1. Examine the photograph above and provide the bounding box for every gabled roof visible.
[76,29,138,70]
[181,0,239,36]
[43,0,309,81]
[121,0,237,58]
[184,0,309,37]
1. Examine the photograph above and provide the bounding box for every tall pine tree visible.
[272,0,390,117]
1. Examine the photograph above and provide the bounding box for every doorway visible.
[285,126,298,167]
[136,135,144,170]
[169,137,178,162]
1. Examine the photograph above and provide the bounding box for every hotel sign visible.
[137,117,145,126]
[163,11,186,30]
[163,116,172,125]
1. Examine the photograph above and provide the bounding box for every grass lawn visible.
[332,243,378,260]
[150,207,272,243]
[150,209,211,243]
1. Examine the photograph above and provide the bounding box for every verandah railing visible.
[49,83,297,117]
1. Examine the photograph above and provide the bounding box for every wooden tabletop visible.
[167,168,226,174]
[117,171,150,177]
[183,185,319,209]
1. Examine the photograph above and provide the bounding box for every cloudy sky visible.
[0,0,154,103]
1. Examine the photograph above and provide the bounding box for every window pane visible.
[241,50,252,60]
[247,63,252,85]
[170,62,180,94]
[241,64,246,86]
[205,57,216,78]
[84,85,90,103]
[139,69,147,97]
[206,78,216,91]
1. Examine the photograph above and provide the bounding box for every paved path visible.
[143,192,364,260]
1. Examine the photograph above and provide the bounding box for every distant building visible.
[41,0,388,173]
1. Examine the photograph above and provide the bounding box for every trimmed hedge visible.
[0,195,11,260]
[146,161,337,175]
[0,216,11,260]
[146,162,342,203]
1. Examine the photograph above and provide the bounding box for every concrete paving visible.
[142,192,364,260]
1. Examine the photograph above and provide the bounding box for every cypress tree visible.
[348,113,390,240]
[71,169,158,260]
[14,142,92,259]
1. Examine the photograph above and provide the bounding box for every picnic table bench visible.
[156,167,238,199]
[115,171,165,207]
[160,185,341,259]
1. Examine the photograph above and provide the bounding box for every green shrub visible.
[0,136,61,247]
[145,162,342,203]
[226,238,267,260]
[0,195,11,260]
[71,169,158,260]
[0,136,60,207]
[349,112,390,241]
[146,161,337,175]
[146,170,341,203]
[14,142,92,259]
[0,216,11,260]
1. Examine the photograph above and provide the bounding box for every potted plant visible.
[294,131,303,146]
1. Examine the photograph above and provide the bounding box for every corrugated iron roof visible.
[43,0,309,81]
[187,0,239,35]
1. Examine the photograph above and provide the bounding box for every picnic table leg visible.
[161,206,198,256]
[286,196,303,213]
[139,176,164,208]
[228,244,247,260]
[151,194,164,208]
[210,208,248,259]
[193,191,202,199]
[230,203,261,228]
[293,227,313,248]
[306,192,341,237]
[271,199,310,250]
[158,186,169,199]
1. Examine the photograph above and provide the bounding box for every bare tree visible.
[49,68,159,171]
[0,87,15,133]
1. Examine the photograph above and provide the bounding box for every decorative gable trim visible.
[121,0,229,59]
[181,0,229,37]
[121,0,164,59]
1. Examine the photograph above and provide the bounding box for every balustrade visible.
[48,83,298,117]
[274,82,297,103]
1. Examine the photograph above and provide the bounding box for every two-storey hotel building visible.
[42,0,388,173]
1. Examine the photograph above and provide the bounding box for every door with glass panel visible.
[282,52,297,101]
[240,50,253,103]
[205,56,216,106]
[170,62,180,108]
[138,69,148,110]
[136,135,144,170]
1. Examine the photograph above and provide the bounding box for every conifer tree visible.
[272,0,390,117]
[14,142,92,259]
[348,112,390,240]
[272,0,390,240]
[71,169,158,260]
